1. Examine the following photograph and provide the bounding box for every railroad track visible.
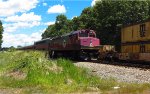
[74,60,150,83]
[74,59,150,71]
[97,60,150,70]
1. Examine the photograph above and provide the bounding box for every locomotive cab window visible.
[79,32,88,37]
[89,32,95,37]
[139,24,146,37]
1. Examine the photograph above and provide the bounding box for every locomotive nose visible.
[80,38,99,47]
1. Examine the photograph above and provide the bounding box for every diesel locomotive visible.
[49,29,101,59]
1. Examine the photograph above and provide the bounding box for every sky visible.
[0,0,97,47]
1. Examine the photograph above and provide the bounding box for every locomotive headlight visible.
[90,39,93,47]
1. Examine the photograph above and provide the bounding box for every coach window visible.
[140,24,146,37]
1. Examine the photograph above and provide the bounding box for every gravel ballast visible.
[74,62,150,83]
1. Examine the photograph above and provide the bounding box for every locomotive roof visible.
[65,29,94,36]
[51,30,81,39]
[51,29,95,39]
[35,38,51,43]
[70,30,80,35]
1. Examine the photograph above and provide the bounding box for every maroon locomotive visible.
[49,29,100,59]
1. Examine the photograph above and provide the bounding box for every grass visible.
[0,50,149,94]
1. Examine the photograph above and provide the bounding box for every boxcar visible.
[121,20,150,43]
[119,19,150,62]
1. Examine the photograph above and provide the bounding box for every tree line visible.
[0,20,3,49]
[42,0,150,51]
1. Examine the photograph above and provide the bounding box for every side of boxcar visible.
[119,19,150,62]
[122,21,150,43]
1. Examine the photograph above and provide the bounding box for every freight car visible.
[119,19,150,62]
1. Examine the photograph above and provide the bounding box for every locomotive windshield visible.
[79,32,88,37]
[79,30,96,37]
[89,32,95,37]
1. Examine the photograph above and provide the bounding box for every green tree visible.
[93,0,149,51]
[0,20,3,49]
[8,46,16,52]
[42,24,58,39]
[42,15,71,39]
[79,7,96,30]
[72,16,81,31]
[55,14,67,31]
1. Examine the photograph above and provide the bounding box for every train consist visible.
[20,19,150,63]
[19,29,110,60]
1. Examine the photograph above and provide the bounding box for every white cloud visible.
[0,0,44,47]
[3,21,41,32]
[3,24,18,32]
[0,0,38,17]
[43,2,47,6]
[3,12,41,32]
[4,12,41,22]
[91,0,101,6]
[47,4,66,14]
[43,21,55,26]
[2,31,42,47]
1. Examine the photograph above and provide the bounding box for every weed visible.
[0,51,149,93]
